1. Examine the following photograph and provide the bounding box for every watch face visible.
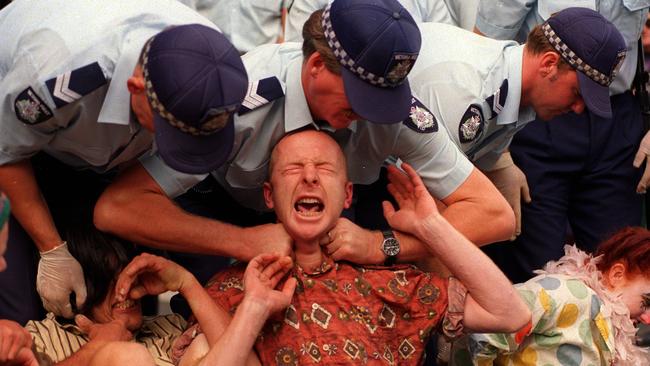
[382,237,400,256]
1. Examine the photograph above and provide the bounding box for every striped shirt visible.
[25,313,186,366]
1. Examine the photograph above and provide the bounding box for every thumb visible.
[73,282,88,309]
[382,201,395,221]
[75,314,94,333]
[633,147,646,168]
[520,178,531,204]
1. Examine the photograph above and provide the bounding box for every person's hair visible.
[526,24,571,71]
[65,225,137,316]
[302,9,341,74]
[595,227,650,277]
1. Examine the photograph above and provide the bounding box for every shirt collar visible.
[497,44,535,126]
[97,28,156,125]
[283,56,358,133]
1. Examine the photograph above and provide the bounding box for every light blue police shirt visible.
[475,0,650,94]
[178,0,285,53]
[409,23,536,170]
[145,42,474,211]
[0,0,218,197]
[284,0,456,42]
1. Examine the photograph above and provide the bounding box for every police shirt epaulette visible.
[484,79,508,120]
[238,77,286,115]
[402,97,438,133]
[45,62,107,108]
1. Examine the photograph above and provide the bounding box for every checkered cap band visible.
[141,38,234,137]
[321,4,397,88]
[542,23,619,87]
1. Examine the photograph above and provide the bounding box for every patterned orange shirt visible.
[193,258,465,365]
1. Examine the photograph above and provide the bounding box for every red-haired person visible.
[452,227,650,365]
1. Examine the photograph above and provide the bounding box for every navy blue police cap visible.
[142,24,248,174]
[543,7,626,119]
[322,0,421,124]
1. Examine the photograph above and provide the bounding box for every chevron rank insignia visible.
[484,79,508,119]
[459,104,484,143]
[238,77,285,115]
[403,97,437,133]
[45,62,107,108]
[14,87,53,125]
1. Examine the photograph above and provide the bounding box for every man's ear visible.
[305,52,326,78]
[263,182,274,210]
[605,262,628,288]
[343,181,353,209]
[127,66,146,94]
[539,51,561,77]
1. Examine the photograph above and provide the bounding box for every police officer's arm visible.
[94,162,292,260]
[0,160,87,318]
[0,160,62,252]
[474,0,533,40]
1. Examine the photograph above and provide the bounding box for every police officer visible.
[409,9,626,239]
[179,0,286,53]
[474,0,649,283]
[94,0,514,286]
[284,0,456,42]
[0,0,248,323]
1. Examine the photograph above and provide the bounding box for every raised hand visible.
[382,163,438,236]
[0,319,36,365]
[242,253,296,315]
[115,253,192,302]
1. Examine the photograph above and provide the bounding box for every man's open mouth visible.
[294,197,324,216]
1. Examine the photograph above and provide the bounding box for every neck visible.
[294,239,326,272]
[520,45,535,108]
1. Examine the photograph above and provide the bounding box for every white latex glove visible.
[37,242,87,318]
[633,130,650,193]
[484,152,531,240]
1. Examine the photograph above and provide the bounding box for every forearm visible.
[198,297,266,366]
[179,278,233,346]
[94,165,260,260]
[417,215,522,324]
[55,339,109,366]
[441,169,515,246]
[0,160,62,251]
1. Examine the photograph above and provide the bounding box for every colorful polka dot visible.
[513,346,537,365]
[557,303,579,328]
[556,343,582,366]
[566,280,588,299]
[537,276,561,290]
[578,319,592,346]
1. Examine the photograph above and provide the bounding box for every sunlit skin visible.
[521,50,585,121]
[301,53,362,129]
[604,263,650,325]
[90,282,143,332]
[263,131,353,270]
[127,65,155,132]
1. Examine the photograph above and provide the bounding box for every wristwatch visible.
[381,230,400,266]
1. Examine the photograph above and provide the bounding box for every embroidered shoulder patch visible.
[484,79,508,119]
[403,97,437,133]
[238,76,286,115]
[458,104,484,143]
[14,87,53,125]
[45,62,107,108]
